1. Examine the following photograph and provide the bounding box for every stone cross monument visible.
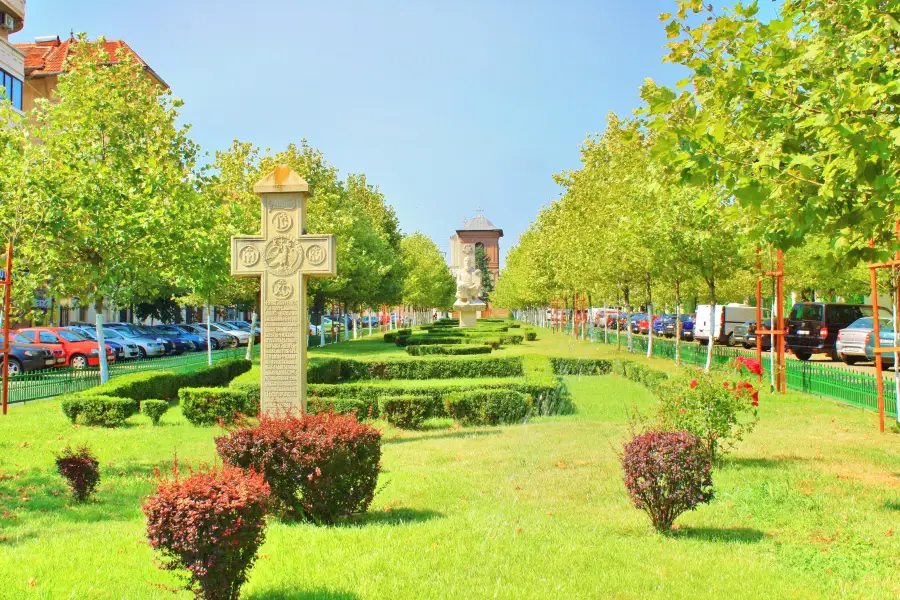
[231,166,337,416]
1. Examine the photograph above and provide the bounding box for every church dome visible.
[462,215,498,230]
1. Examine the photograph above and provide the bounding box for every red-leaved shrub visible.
[621,429,714,532]
[55,444,100,502]
[142,464,270,600]
[215,412,382,523]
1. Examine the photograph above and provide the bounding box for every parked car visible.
[658,314,695,340]
[837,317,893,365]
[732,321,772,350]
[153,324,207,351]
[100,323,169,358]
[17,327,115,369]
[0,332,57,375]
[864,323,900,366]
[360,315,380,327]
[785,302,892,361]
[178,324,239,350]
[209,322,252,346]
[223,320,261,337]
[65,325,141,360]
[694,304,759,346]
[136,325,197,354]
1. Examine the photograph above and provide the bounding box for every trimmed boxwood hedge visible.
[405,344,492,356]
[383,328,412,343]
[61,395,138,426]
[179,387,259,426]
[395,335,466,347]
[550,358,612,376]
[59,358,252,426]
[332,356,524,381]
[379,394,429,429]
[445,390,531,426]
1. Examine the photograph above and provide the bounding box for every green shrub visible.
[309,395,377,418]
[445,390,531,426]
[656,367,759,461]
[384,328,412,343]
[308,358,342,384]
[499,334,524,345]
[405,344,492,356]
[179,387,258,426]
[550,358,611,376]
[61,395,138,426]
[379,395,429,429]
[230,366,261,406]
[142,400,170,426]
[508,323,521,329]
[337,356,524,381]
[87,359,252,402]
[395,335,464,347]
[525,332,537,341]
[520,355,571,415]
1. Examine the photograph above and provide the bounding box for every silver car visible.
[210,322,252,346]
[69,326,141,360]
[836,317,892,366]
[103,324,168,358]
[179,324,239,350]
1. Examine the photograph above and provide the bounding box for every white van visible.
[694,303,759,345]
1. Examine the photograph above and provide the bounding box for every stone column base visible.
[454,299,485,328]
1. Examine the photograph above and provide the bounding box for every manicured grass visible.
[1,326,899,598]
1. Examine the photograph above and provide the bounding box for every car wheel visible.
[70,354,88,369]
[794,350,812,361]
[211,338,220,350]
[841,355,860,366]
[138,347,147,359]
[5,358,22,377]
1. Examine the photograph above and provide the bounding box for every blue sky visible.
[18,1,763,264]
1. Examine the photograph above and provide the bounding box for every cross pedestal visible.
[231,166,337,416]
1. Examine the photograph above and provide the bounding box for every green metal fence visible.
[5,345,256,406]
[536,321,898,419]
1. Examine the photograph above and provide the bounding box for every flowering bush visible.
[656,359,760,460]
[215,412,382,523]
[55,444,100,502]
[143,464,270,600]
[621,429,714,532]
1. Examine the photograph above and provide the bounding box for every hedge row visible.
[405,344,492,356]
[445,390,531,426]
[60,359,252,426]
[304,355,525,382]
[383,328,412,343]
[611,359,669,391]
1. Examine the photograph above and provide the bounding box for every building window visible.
[0,68,23,111]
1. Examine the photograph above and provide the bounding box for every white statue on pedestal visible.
[456,255,483,303]
[454,253,485,327]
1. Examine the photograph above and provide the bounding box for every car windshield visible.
[57,330,87,342]
[103,328,126,340]
[0,333,33,344]
[71,328,97,340]
[147,327,169,335]
[789,304,824,321]
[111,325,142,337]
[679,315,693,322]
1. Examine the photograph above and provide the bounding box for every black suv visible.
[785,302,891,361]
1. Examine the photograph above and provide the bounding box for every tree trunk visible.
[706,281,715,372]
[94,296,110,383]
[206,300,213,366]
[675,278,681,366]
[625,287,633,353]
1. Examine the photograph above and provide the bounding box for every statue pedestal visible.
[454,298,485,328]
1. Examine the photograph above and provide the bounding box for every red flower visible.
[723,381,730,388]
[751,391,759,407]
[689,379,698,389]
[737,357,763,376]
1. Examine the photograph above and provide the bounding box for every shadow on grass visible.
[250,588,359,600]
[342,508,443,528]
[667,527,765,543]
[384,429,500,445]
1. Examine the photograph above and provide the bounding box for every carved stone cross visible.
[231,166,336,416]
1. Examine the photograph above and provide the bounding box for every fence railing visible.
[529,319,899,419]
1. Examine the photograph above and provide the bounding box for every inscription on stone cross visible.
[231,166,337,415]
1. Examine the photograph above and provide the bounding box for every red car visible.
[17,327,116,369]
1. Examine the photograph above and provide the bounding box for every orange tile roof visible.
[13,37,167,87]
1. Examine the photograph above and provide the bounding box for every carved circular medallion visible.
[264,236,303,276]
[272,278,293,300]
[239,245,260,267]
[462,243,474,255]
[272,211,293,233]
[306,244,327,266]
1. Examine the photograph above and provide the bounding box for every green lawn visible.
[1,328,898,598]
